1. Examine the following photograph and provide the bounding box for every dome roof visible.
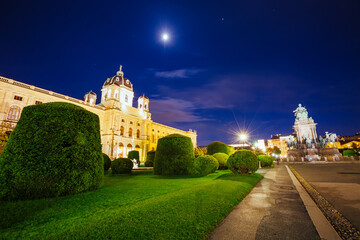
[139,95,149,100]
[103,65,133,89]
[86,90,97,96]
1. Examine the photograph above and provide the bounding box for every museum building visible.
[0,66,197,161]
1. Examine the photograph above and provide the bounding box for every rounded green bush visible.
[343,150,356,157]
[103,153,111,172]
[258,155,273,167]
[111,158,133,174]
[207,141,229,155]
[145,150,156,167]
[212,152,229,170]
[194,155,219,175]
[0,102,103,200]
[128,150,140,166]
[154,134,194,175]
[227,150,259,174]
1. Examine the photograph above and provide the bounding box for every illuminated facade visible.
[0,66,197,161]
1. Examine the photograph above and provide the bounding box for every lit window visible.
[120,126,124,136]
[14,95,23,101]
[7,106,21,121]
[129,128,132,137]
[137,129,140,138]
[35,101,43,105]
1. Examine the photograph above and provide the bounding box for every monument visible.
[287,104,342,162]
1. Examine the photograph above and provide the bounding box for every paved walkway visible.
[292,163,360,230]
[208,166,320,240]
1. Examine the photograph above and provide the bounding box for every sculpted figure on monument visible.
[319,136,326,148]
[325,132,337,147]
[293,104,308,121]
[305,137,312,148]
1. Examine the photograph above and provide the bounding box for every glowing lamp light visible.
[239,133,248,141]
[162,33,169,42]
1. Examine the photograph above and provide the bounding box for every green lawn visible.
[0,170,263,240]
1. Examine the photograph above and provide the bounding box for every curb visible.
[288,165,360,240]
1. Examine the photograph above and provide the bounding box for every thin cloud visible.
[154,68,205,79]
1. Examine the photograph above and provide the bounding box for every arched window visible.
[118,143,124,158]
[128,128,132,137]
[126,144,132,156]
[136,129,140,138]
[7,106,21,121]
[135,145,140,151]
[120,126,124,136]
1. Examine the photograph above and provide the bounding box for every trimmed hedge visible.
[154,134,194,175]
[111,158,133,174]
[0,102,103,200]
[207,141,229,155]
[145,150,156,167]
[103,153,111,172]
[212,152,229,170]
[258,155,273,167]
[194,155,219,175]
[128,150,140,166]
[343,150,356,157]
[227,146,235,156]
[227,150,259,174]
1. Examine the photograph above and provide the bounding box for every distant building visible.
[266,134,295,158]
[0,66,197,161]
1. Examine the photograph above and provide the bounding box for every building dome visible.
[138,95,149,100]
[86,90,97,96]
[103,65,132,89]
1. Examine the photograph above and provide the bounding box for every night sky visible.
[1,0,359,146]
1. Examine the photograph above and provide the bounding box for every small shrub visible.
[111,158,133,174]
[145,150,156,167]
[207,141,229,155]
[343,150,356,157]
[227,146,235,156]
[194,155,219,175]
[0,102,103,200]
[128,150,140,166]
[258,155,273,167]
[227,150,259,174]
[212,152,229,170]
[103,153,111,171]
[154,134,194,175]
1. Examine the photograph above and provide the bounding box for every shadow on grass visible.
[215,172,263,182]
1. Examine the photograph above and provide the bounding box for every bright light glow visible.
[239,133,248,141]
[162,33,169,41]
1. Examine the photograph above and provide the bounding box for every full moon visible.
[162,33,169,42]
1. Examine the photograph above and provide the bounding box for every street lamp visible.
[238,133,248,148]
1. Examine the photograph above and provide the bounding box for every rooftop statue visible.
[293,104,308,121]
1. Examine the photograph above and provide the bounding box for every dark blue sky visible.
[1,0,359,146]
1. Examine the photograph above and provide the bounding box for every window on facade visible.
[129,128,132,137]
[139,104,142,109]
[130,121,133,124]
[14,95,23,101]
[145,103,147,109]
[125,95,128,102]
[114,90,119,98]
[7,106,21,121]
[137,123,140,126]
[136,129,140,138]
[151,134,155,143]
[122,119,125,123]
[120,126,124,136]
[35,101,43,105]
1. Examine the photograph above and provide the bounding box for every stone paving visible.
[208,166,320,240]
